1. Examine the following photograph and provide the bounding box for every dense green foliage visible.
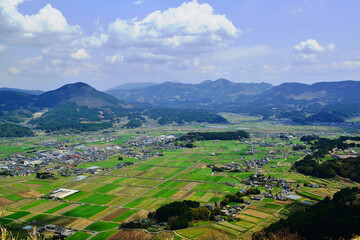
[0,124,34,137]
[221,188,260,206]
[300,135,319,142]
[294,136,360,182]
[0,109,33,123]
[31,104,113,131]
[154,200,200,222]
[293,155,337,178]
[36,172,54,179]
[145,108,228,125]
[253,188,360,240]
[124,119,142,128]
[178,130,249,141]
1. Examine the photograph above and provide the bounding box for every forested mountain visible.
[0,82,227,132]
[0,87,43,95]
[106,79,360,122]
[246,80,360,121]
[106,78,273,108]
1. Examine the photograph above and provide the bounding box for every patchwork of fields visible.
[0,134,354,240]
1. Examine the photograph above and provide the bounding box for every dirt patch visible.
[0,197,14,206]
[103,208,128,221]
[135,171,148,177]
[17,190,42,198]
[108,230,154,240]
[183,182,198,191]
[153,232,175,240]
[65,219,92,230]
[132,210,148,220]
[181,191,194,200]
[242,209,271,219]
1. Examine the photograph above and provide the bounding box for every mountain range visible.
[1,79,360,131]
[0,82,227,131]
[106,79,360,123]
[106,79,273,108]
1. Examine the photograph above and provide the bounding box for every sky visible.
[0,0,359,91]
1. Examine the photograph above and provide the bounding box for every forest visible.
[253,188,360,240]
[0,124,34,137]
[178,130,250,141]
[293,136,360,182]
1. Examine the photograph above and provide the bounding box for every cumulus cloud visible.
[106,53,124,64]
[292,39,335,64]
[108,0,238,49]
[294,39,325,54]
[71,49,90,60]
[0,0,80,34]
[134,0,144,5]
[8,55,43,74]
[20,56,43,65]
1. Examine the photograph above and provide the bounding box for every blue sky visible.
[0,0,359,90]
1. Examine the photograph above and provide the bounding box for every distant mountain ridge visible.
[106,79,360,122]
[247,80,360,122]
[0,87,43,95]
[107,82,157,91]
[107,78,273,108]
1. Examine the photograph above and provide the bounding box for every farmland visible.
[0,122,358,239]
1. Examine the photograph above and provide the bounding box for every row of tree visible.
[178,130,250,141]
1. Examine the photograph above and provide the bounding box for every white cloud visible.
[9,67,20,74]
[20,56,43,65]
[332,61,360,70]
[0,44,6,51]
[0,0,80,34]
[78,33,108,47]
[200,65,215,73]
[106,53,124,64]
[262,65,278,74]
[194,58,200,67]
[71,49,90,60]
[108,0,238,49]
[294,53,319,64]
[327,42,336,51]
[134,0,144,5]
[294,39,325,54]
[292,39,335,65]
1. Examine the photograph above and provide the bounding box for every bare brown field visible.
[0,197,13,206]
[183,182,198,190]
[108,230,154,240]
[65,219,93,229]
[242,209,272,219]
[103,208,127,221]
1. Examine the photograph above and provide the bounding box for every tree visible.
[192,207,211,220]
